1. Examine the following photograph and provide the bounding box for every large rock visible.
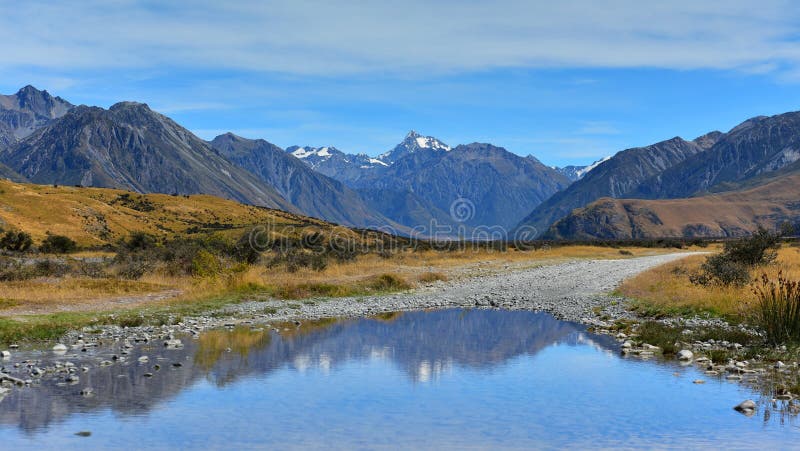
[677,350,694,361]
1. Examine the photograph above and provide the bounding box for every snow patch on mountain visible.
[576,156,611,178]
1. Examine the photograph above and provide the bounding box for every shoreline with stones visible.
[1,252,797,416]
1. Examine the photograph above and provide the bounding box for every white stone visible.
[677,350,694,361]
[52,344,68,353]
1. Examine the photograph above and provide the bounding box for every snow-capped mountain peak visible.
[378,130,450,163]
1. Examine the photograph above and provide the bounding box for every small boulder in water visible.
[677,350,694,361]
[734,400,756,415]
[163,339,183,349]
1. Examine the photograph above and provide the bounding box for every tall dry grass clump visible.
[751,272,800,345]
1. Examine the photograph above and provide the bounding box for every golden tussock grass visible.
[619,245,800,318]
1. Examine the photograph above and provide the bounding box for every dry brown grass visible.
[619,245,800,317]
[0,179,333,247]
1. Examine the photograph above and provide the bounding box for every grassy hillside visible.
[0,179,339,247]
[547,172,800,239]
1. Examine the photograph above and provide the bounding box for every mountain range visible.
[0,86,569,236]
[1,84,799,240]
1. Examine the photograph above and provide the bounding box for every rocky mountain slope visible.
[211,133,399,229]
[0,102,295,211]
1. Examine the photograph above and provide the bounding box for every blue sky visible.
[2,0,800,167]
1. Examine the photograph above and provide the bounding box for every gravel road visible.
[225,252,696,325]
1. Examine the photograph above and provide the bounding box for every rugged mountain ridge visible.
[0,85,73,150]
[285,145,386,186]
[1,102,295,211]
[633,112,800,198]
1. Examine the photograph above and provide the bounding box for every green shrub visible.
[635,321,681,355]
[191,249,222,278]
[690,253,752,287]
[691,227,781,286]
[724,227,781,266]
[123,232,158,251]
[0,231,32,252]
[40,234,77,254]
[751,273,800,345]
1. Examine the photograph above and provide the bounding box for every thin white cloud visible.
[1,1,799,76]
[576,121,621,136]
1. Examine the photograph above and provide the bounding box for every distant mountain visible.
[545,169,800,239]
[377,130,451,164]
[285,145,386,186]
[0,85,73,150]
[1,102,294,211]
[514,135,709,236]
[211,133,399,229]
[354,142,571,231]
[553,156,611,182]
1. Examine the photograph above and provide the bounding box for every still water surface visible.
[0,309,798,449]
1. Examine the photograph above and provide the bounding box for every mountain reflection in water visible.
[0,309,611,433]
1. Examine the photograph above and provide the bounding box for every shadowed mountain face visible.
[0,86,73,150]
[0,103,295,211]
[210,133,399,229]
[514,136,709,236]
[0,309,614,433]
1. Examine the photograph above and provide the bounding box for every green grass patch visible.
[635,321,682,355]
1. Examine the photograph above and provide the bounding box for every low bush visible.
[691,228,782,287]
[370,273,411,291]
[40,234,77,254]
[0,231,32,252]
